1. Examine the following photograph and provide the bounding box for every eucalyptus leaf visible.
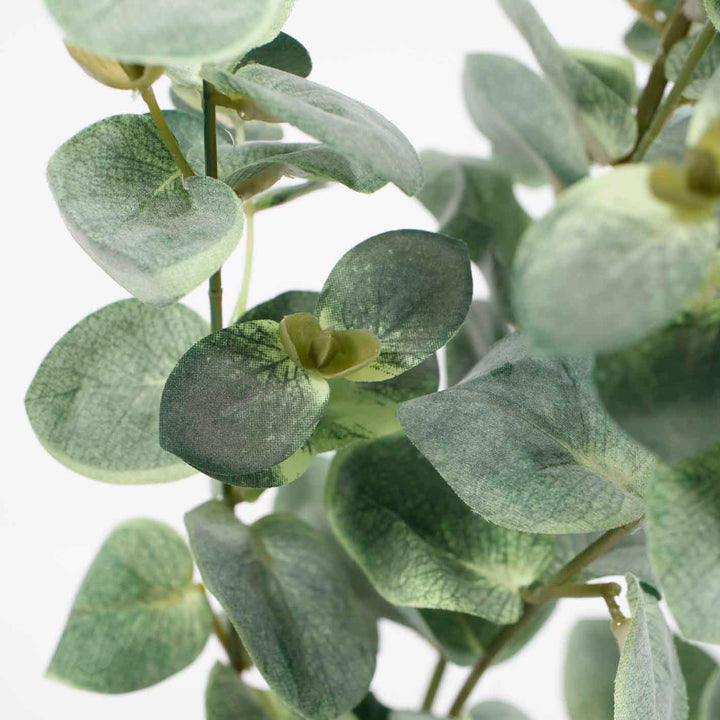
[186,502,377,720]
[648,446,720,644]
[47,520,213,693]
[315,230,472,381]
[417,151,531,263]
[498,0,637,161]
[44,0,295,65]
[235,32,312,78]
[399,332,654,534]
[160,320,329,485]
[594,301,720,465]
[700,670,720,720]
[513,165,717,354]
[570,50,637,105]
[564,619,618,720]
[688,61,720,148]
[47,113,243,305]
[463,54,589,188]
[203,64,423,195]
[667,34,720,100]
[625,20,661,63]
[645,108,693,165]
[254,180,327,211]
[614,575,688,720]
[326,434,556,624]
[25,300,206,484]
[675,638,719,720]
[468,701,530,720]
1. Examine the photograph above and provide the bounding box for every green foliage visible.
[236,32,312,78]
[675,638,719,720]
[569,50,637,106]
[47,520,213,692]
[667,34,720,100]
[625,20,661,63]
[186,501,377,720]
[468,701,530,720]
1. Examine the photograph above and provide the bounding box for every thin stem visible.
[421,654,448,713]
[523,581,621,603]
[141,86,195,178]
[213,613,230,655]
[447,518,642,717]
[633,20,717,161]
[231,201,256,323]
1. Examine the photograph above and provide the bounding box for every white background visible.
[0,1,699,719]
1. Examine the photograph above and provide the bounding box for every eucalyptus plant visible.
[25,0,720,719]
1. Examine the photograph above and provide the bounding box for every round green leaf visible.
[159,320,329,485]
[203,64,423,195]
[648,447,720,644]
[48,113,244,305]
[463,54,588,188]
[315,230,472,381]
[25,299,206,484]
[186,502,377,720]
[675,638,719,720]
[47,519,213,693]
[417,151,531,263]
[570,50,637,105]
[235,32,312,78]
[326,434,556,625]
[399,332,654,534]
[513,165,717,354]
[595,302,720,466]
[667,34,720,101]
[625,20,661,64]
[498,0,637,161]
[44,0,294,65]
[469,702,530,720]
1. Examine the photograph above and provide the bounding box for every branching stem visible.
[421,654,448,713]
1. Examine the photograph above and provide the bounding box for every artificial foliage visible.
[25,1,720,719]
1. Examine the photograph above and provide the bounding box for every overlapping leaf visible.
[625,20,661,64]
[667,34,720,100]
[675,639,719,720]
[570,50,637,105]
[48,520,213,693]
[186,502,377,720]
[236,32,312,78]
[400,332,654,534]
[513,165,717,354]
[47,112,244,305]
[25,300,206,484]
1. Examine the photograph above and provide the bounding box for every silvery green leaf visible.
[645,108,693,164]
[44,0,294,65]
[47,520,213,693]
[468,702,530,720]
[463,53,589,188]
[706,1,720,39]
[689,63,720,146]
[315,230,472,381]
[203,64,423,195]
[648,446,720,644]
[238,290,319,323]
[700,670,720,720]
[615,575,688,720]
[675,638,719,720]
[513,165,717,354]
[417,151,531,263]
[445,300,508,386]
[667,34,720,100]
[498,0,637,161]
[186,502,377,720]
[244,121,285,141]
[594,302,720,465]
[25,300,206,484]
[159,320,329,485]
[399,332,654,534]
[625,20,661,64]
[253,180,327,211]
[235,32,312,78]
[47,113,244,305]
[564,619,618,720]
[326,434,556,624]
[570,50,637,105]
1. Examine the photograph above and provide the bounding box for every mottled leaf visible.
[513,165,717,354]
[25,300,206,484]
[186,502,377,720]
[463,53,588,187]
[47,520,213,693]
[47,113,243,305]
[400,333,654,534]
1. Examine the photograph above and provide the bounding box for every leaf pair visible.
[160,230,471,486]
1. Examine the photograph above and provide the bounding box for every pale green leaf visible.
[326,434,556,624]
[499,0,637,160]
[47,113,243,305]
[468,701,530,720]
[645,108,693,164]
[203,64,423,195]
[648,447,720,644]
[315,230,472,381]
[463,53,589,187]
[186,502,377,720]
[700,670,720,720]
[399,332,654,534]
[44,0,294,65]
[25,300,206,484]
[675,638,719,720]
[625,20,661,64]
[513,165,717,354]
[615,575,688,720]
[47,519,213,693]
[159,320,329,485]
[667,34,720,100]
[570,49,637,105]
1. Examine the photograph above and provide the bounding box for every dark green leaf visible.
[47,520,213,693]
[235,32,312,78]
[186,502,377,720]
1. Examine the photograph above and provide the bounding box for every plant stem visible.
[421,654,448,713]
[447,518,642,717]
[522,581,621,603]
[141,87,195,178]
[231,200,256,323]
[633,20,717,161]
